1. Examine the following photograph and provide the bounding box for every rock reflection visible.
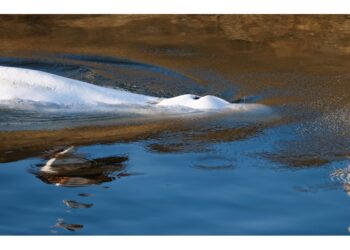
[54,218,83,232]
[31,146,132,233]
[265,152,331,168]
[33,146,129,187]
[63,200,93,209]
[78,193,93,197]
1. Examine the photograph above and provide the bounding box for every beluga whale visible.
[0,65,274,118]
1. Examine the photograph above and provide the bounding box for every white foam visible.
[0,66,273,115]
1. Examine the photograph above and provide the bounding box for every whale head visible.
[156,94,231,110]
[156,93,276,121]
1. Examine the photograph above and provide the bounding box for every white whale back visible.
[0,66,273,115]
[0,66,159,107]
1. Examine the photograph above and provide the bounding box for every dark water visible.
[1,15,350,234]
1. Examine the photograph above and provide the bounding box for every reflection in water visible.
[0,121,175,163]
[0,113,276,163]
[148,124,265,154]
[265,152,331,168]
[78,193,94,197]
[31,146,131,233]
[63,200,93,209]
[53,218,83,232]
[33,146,129,187]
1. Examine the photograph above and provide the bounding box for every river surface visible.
[0,15,350,235]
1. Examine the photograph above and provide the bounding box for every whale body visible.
[0,66,272,115]
[0,65,158,107]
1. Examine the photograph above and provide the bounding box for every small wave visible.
[194,155,234,170]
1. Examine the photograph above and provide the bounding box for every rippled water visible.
[1,15,350,235]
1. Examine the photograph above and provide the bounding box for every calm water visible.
[1,15,350,235]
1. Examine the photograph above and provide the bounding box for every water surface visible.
[1,15,350,235]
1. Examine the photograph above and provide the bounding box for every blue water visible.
[1,126,350,235]
[1,54,350,235]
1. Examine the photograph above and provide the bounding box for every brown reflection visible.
[1,112,277,162]
[34,146,129,187]
[265,152,331,168]
[0,120,181,163]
